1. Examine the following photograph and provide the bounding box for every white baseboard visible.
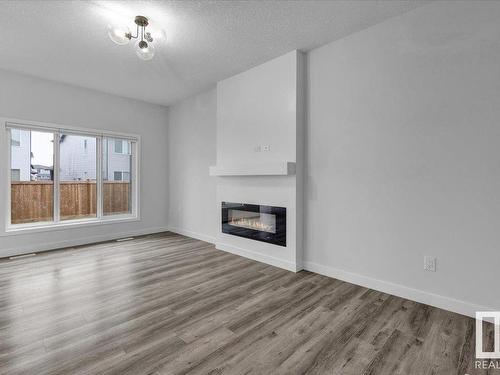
[167,227,216,244]
[168,229,301,272]
[0,226,170,258]
[8,223,487,318]
[303,260,491,319]
[216,241,299,272]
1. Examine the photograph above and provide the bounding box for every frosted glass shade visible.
[135,41,155,61]
[107,24,131,46]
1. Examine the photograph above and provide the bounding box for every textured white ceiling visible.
[0,1,427,106]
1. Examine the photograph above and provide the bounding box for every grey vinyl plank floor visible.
[0,232,491,374]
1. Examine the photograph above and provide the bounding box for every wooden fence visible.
[11,181,130,224]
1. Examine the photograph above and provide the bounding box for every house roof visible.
[32,164,53,170]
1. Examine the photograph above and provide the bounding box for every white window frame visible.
[3,119,140,235]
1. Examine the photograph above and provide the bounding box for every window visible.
[114,139,130,155]
[10,169,20,182]
[104,138,132,216]
[6,124,138,230]
[10,128,20,147]
[10,128,54,225]
[113,171,130,182]
[59,134,97,221]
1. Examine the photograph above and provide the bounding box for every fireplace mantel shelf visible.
[209,161,295,176]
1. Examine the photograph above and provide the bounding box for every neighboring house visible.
[58,135,97,181]
[10,129,52,181]
[10,129,31,181]
[31,165,53,181]
[11,132,131,183]
[103,138,132,182]
[58,136,131,182]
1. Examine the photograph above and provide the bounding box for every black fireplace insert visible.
[221,202,286,247]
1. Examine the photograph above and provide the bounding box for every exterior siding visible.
[10,130,31,181]
[103,139,132,181]
[11,133,132,182]
[59,135,97,180]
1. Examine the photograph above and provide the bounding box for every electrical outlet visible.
[262,145,271,151]
[424,256,437,272]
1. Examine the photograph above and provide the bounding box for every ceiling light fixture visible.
[108,15,156,61]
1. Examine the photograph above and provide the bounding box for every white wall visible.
[0,69,169,256]
[305,1,500,316]
[164,0,500,316]
[167,89,218,243]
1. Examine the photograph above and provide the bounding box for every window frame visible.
[3,120,140,235]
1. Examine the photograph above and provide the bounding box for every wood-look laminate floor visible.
[0,232,492,375]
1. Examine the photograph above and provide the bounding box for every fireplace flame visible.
[229,217,275,233]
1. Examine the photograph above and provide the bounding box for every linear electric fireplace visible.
[222,202,286,247]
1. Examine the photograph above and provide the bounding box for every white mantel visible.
[209,161,295,176]
[212,50,305,272]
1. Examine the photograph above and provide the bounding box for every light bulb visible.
[148,28,167,43]
[135,40,155,61]
[107,24,131,45]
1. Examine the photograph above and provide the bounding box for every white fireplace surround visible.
[212,50,305,272]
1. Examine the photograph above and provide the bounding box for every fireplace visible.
[222,202,286,246]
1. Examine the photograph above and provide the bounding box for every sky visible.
[31,131,54,166]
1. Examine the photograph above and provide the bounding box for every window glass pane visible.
[10,129,54,224]
[114,140,123,154]
[103,137,132,216]
[59,134,97,221]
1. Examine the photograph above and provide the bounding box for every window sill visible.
[3,215,140,236]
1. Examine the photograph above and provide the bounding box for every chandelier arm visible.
[127,24,140,40]
[128,16,150,41]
